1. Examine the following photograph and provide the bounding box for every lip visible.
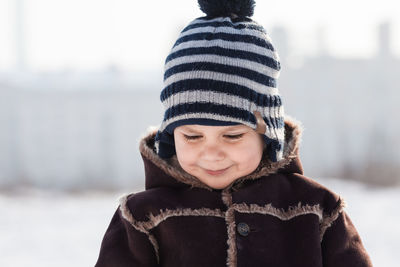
[204,166,230,176]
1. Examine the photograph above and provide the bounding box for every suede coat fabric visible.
[95,119,372,267]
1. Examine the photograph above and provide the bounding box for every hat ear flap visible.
[155,131,176,159]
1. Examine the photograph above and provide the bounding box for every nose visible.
[201,141,225,161]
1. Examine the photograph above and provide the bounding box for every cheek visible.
[175,142,197,167]
[231,139,263,167]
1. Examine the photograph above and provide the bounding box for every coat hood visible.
[139,117,304,191]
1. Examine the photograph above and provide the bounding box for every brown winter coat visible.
[95,118,372,267]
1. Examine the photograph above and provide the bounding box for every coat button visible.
[237,222,250,237]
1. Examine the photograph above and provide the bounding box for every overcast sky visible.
[0,0,399,72]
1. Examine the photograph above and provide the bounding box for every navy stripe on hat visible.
[164,103,284,129]
[173,32,275,51]
[164,62,277,88]
[181,20,267,34]
[162,102,284,129]
[160,79,282,107]
[163,103,256,124]
[165,46,280,70]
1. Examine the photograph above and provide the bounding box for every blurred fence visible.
[1,23,400,189]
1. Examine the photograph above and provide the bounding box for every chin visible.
[207,182,229,190]
[187,168,239,189]
[202,176,237,190]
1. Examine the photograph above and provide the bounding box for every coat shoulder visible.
[120,190,156,222]
[285,173,344,213]
[248,172,343,214]
[119,186,225,224]
[120,187,180,222]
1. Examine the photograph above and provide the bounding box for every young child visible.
[95,0,372,266]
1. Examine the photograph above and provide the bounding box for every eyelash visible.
[183,134,244,140]
[225,134,244,140]
[183,135,201,140]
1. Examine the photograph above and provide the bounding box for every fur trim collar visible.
[139,117,303,191]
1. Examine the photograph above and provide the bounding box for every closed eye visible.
[183,134,202,140]
[224,134,244,139]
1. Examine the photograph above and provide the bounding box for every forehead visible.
[176,124,250,133]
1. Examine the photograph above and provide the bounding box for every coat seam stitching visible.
[222,189,237,267]
[232,202,323,221]
[319,198,346,242]
[119,194,160,263]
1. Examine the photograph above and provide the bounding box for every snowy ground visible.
[0,178,398,267]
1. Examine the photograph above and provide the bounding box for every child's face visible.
[174,124,264,189]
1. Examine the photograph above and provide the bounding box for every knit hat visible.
[154,0,285,162]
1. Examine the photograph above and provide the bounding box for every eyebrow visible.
[180,127,200,133]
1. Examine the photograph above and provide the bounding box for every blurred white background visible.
[0,0,399,266]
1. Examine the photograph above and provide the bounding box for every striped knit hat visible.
[155,0,285,162]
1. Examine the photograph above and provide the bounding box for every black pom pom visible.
[198,0,256,18]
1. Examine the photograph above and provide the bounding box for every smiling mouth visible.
[204,166,230,176]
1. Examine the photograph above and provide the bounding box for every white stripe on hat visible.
[190,17,233,25]
[179,25,273,45]
[164,54,279,79]
[170,39,280,62]
[161,90,284,118]
[164,71,280,96]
